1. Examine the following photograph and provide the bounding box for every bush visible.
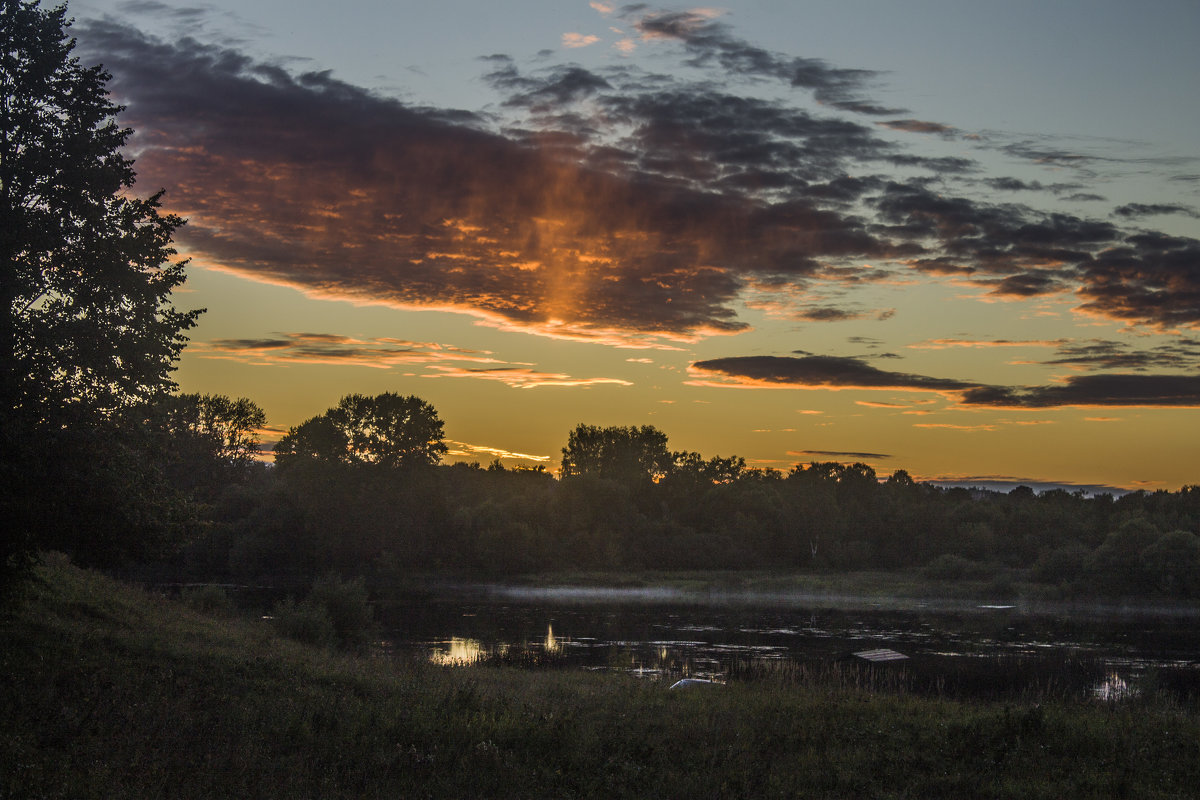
[307,573,374,650]
[271,596,336,648]
[181,584,235,616]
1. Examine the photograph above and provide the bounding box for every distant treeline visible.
[42,392,1193,600]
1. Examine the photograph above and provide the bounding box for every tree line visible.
[29,375,1185,601]
[157,403,1196,599]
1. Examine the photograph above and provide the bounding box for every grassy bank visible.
[3,557,1199,798]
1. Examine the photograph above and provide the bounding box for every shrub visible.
[307,573,374,650]
[181,584,235,617]
[271,596,336,648]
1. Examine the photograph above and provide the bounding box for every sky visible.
[66,0,1200,492]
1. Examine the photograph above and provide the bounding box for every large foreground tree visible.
[1,1,202,577]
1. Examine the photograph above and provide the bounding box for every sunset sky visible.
[67,0,1200,492]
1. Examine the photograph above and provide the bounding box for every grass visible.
[3,555,1200,798]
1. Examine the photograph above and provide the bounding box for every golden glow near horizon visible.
[172,244,1200,492]
[77,0,1199,494]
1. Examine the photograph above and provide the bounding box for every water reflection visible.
[429,637,504,665]
[397,589,1200,700]
[432,624,564,666]
[1093,671,1139,702]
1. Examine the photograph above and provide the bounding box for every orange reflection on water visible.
[429,637,494,666]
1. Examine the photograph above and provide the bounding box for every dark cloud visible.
[73,11,1200,344]
[1113,203,1199,219]
[1074,233,1200,330]
[485,63,613,112]
[1001,141,1099,170]
[876,183,1120,275]
[1040,338,1200,372]
[794,307,862,322]
[985,177,1039,192]
[628,10,903,115]
[975,272,1070,298]
[599,88,899,187]
[689,355,976,393]
[982,178,1081,194]
[88,23,873,344]
[962,374,1200,408]
[872,184,1200,328]
[997,137,1197,179]
[209,338,292,350]
[692,354,1200,408]
[117,0,207,20]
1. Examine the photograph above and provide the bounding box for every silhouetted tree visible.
[1,1,201,576]
[560,424,671,483]
[150,394,266,492]
[273,414,351,467]
[275,393,446,470]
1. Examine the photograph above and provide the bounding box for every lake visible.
[377,585,1200,701]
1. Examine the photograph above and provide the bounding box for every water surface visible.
[379,584,1200,700]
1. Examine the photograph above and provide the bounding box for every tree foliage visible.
[275,393,447,470]
[1,0,201,577]
[117,401,1200,600]
[0,0,200,424]
[148,393,266,497]
[559,424,672,483]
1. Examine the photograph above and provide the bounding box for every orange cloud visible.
[913,423,999,432]
[562,33,600,49]
[424,365,633,389]
[907,338,1067,350]
[444,439,551,462]
[196,333,502,369]
[855,400,909,408]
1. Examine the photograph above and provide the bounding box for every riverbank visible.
[4,556,1199,798]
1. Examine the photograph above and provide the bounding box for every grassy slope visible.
[3,556,1199,799]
